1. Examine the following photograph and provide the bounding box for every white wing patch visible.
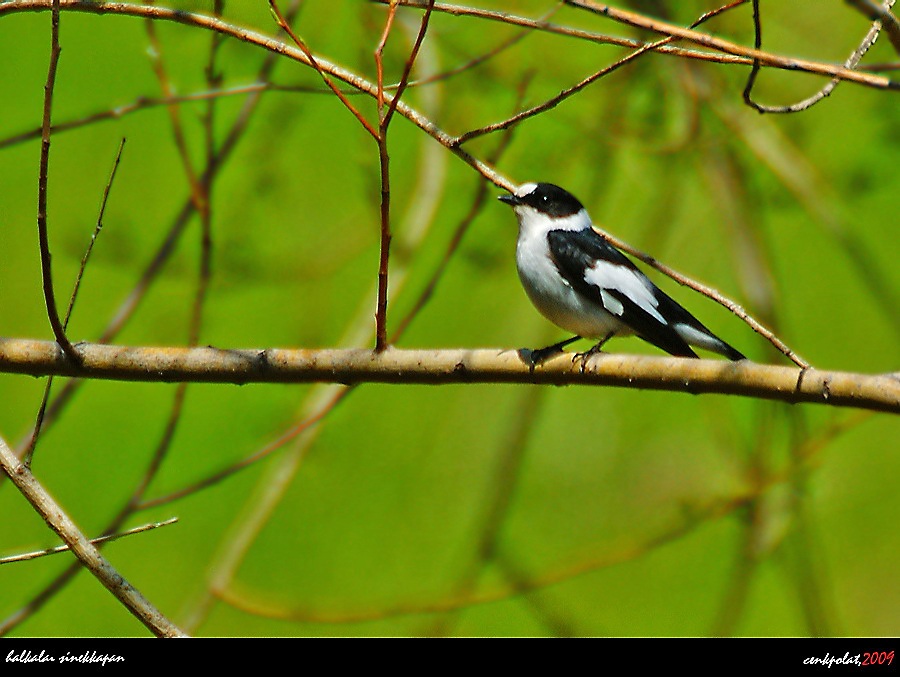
[600,289,624,316]
[585,260,667,325]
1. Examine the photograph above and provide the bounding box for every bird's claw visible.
[572,347,600,372]
[572,335,612,372]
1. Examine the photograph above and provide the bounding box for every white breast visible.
[515,224,627,339]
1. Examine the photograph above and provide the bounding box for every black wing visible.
[547,228,707,358]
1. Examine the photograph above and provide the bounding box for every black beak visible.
[499,193,520,206]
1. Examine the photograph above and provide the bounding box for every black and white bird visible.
[499,182,746,365]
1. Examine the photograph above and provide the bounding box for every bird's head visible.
[499,182,588,234]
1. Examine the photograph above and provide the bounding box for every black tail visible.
[720,342,746,361]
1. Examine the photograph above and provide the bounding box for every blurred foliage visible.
[0,0,897,637]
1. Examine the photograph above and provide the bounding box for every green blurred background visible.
[0,0,897,636]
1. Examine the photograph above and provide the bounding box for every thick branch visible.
[0,339,897,413]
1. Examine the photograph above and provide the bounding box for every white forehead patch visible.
[515,182,538,198]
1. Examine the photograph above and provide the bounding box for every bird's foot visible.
[572,345,602,372]
[572,333,614,372]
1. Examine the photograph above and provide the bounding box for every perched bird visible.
[499,182,746,365]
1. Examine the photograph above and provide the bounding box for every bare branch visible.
[386,0,900,90]
[382,0,755,65]
[585,216,809,368]
[5,2,810,374]
[373,1,436,351]
[0,84,324,150]
[23,138,127,467]
[64,138,127,331]
[383,0,435,125]
[269,0,379,138]
[143,2,206,216]
[744,0,896,113]
[563,0,900,91]
[0,518,178,565]
[0,339,896,413]
[847,0,900,54]
[455,0,748,145]
[14,28,289,452]
[0,435,187,637]
[392,74,526,341]
[136,388,350,511]
[36,0,80,365]
[374,3,400,351]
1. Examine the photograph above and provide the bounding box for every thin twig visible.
[11,2,805,372]
[9,14,288,468]
[36,0,80,365]
[186,0,224,348]
[562,0,900,90]
[373,3,398,351]
[373,0,436,351]
[269,0,379,138]
[597,225,810,368]
[377,0,750,67]
[0,63,523,151]
[744,0,895,113]
[143,0,206,217]
[384,0,900,90]
[847,0,900,54]
[0,435,187,636]
[383,0,434,125]
[209,485,792,624]
[0,8,306,633]
[141,6,449,522]
[392,74,527,340]
[23,138,127,467]
[136,388,348,511]
[271,0,400,350]
[143,74,469,511]
[110,0,226,581]
[64,138,127,331]
[6,1,899,97]
[455,0,748,145]
[203,0,225,164]
[0,518,178,565]
[0,84,330,150]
